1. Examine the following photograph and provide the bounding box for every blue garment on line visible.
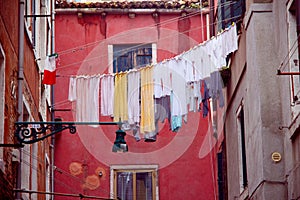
[170,91,182,132]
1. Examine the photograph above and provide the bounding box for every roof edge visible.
[55,7,209,15]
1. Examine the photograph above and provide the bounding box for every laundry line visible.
[65,23,238,140]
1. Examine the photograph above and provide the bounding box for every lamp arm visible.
[15,123,77,144]
[14,121,122,146]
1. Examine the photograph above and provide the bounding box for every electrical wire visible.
[55,0,238,57]
[3,2,240,199]
[56,11,202,56]
[55,177,80,194]
[0,171,15,190]
[16,148,117,198]
[14,188,116,200]
[18,157,118,199]
[56,14,241,73]
[50,99,72,107]
[278,33,300,72]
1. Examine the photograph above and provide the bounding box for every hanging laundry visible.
[132,123,141,142]
[144,131,157,142]
[193,81,202,111]
[170,91,182,132]
[222,23,238,58]
[43,55,57,85]
[153,63,164,98]
[100,74,115,116]
[186,81,202,112]
[65,23,239,135]
[153,62,172,98]
[113,72,128,122]
[161,62,172,97]
[201,80,210,117]
[144,96,171,142]
[183,59,197,82]
[75,76,100,127]
[68,76,77,101]
[140,67,155,134]
[183,45,212,79]
[168,59,188,116]
[208,71,224,108]
[155,96,171,123]
[212,35,227,69]
[186,83,194,112]
[127,70,140,125]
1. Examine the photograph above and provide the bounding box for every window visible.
[287,1,300,116]
[0,44,4,172]
[109,44,156,73]
[217,142,227,200]
[236,106,248,193]
[216,0,245,32]
[111,165,158,200]
[25,0,36,46]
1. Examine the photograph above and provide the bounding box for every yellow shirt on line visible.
[113,72,128,122]
[140,66,155,133]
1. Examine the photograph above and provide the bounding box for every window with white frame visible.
[25,0,36,46]
[110,165,158,200]
[0,44,5,171]
[287,1,300,116]
[108,44,157,74]
[236,105,248,193]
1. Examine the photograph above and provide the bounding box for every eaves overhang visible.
[55,7,209,15]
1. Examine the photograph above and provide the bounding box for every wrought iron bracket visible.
[15,121,120,145]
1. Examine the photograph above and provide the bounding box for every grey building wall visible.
[223,0,300,199]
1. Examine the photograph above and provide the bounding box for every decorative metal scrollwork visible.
[14,121,121,146]
[15,122,77,144]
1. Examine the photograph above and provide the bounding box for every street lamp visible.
[112,128,128,152]
[13,119,127,152]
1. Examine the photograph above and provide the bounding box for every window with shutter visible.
[113,44,152,73]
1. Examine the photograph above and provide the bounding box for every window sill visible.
[288,112,300,140]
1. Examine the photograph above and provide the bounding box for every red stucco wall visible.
[54,11,219,200]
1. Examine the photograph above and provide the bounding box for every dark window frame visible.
[113,44,152,73]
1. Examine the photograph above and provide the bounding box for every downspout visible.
[296,0,300,68]
[209,0,215,37]
[200,0,204,41]
[16,0,25,199]
[50,0,56,199]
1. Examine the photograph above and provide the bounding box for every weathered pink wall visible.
[54,12,218,200]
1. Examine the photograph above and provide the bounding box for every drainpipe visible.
[209,0,215,37]
[50,0,56,199]
[16,0,25,199]
[296,0,300,62]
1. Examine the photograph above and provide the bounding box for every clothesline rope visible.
[56,0,238,57]
[56,16,241,72]
[57,21,238,78]
[66,23,237,139]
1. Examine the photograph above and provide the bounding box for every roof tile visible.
[55,0,209,9]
